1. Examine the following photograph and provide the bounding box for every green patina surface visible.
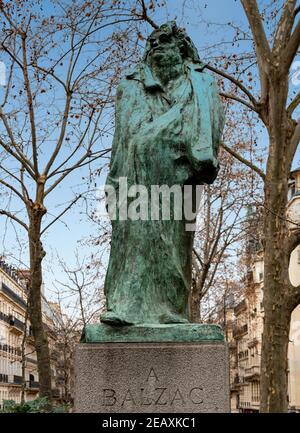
[81,323,224,343]
[97,22,224,330]
[82,23,225,343]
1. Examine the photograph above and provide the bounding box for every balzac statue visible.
[100,22,224,327]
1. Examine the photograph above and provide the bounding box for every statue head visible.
[143,21,201,67]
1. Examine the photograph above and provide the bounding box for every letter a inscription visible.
[147,368,159,382]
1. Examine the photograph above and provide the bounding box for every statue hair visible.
[143,21,201,64]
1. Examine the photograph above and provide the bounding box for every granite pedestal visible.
[74,324,230,413]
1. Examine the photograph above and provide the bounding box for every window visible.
[251,381,260,403]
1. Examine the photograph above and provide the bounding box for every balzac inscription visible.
[100,368,204,407]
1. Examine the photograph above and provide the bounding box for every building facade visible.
[228,168,300,413]
[0,261,71,407]
[0,260,38,406]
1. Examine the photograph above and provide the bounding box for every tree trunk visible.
[189,293,201,322]
[27,205,52,402]
[259,72,293,412]
[260,305,290,412]
[260,187,291,412]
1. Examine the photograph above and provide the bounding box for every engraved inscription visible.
[101,368,205,408]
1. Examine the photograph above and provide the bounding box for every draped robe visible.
[102,61,224,325]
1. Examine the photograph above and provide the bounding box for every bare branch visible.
[0,210,28,231]
[0,108,36,177]
[1,50,15,108]
[69,14,99,87]
[283,18,300,73]
[47,109,98,179]
[289,118,300,162]
[205,64,258,107]
[222,142,266,181]
[193,247,204,268]
[220,92,257,111]
[0,136,36,179]
[41,194,82,235]
[0,5,24,35]
[0,39,24,72]
[50,18,142,72]
[45,148,111,197]
[30,63,67,91]
[0,178,26,203]
[43,92,72,177]
[273,0,297,55]
[240,0,271,102]
[240,0,271,59]
[0,164,29,200]
[287,92,300,116]
[21,34,39,175]
[138,0,159,29]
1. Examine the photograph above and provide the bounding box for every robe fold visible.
[102,60,224,324]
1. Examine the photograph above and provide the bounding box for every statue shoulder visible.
[115,67,141,100]
[115,79,136,102]
[188,63,215,83]
[188,63,221,97]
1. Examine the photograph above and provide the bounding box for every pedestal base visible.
[74,341,230,413]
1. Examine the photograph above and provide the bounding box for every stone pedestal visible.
[74,340,230,413]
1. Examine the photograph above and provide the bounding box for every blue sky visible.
[0,0,299,311]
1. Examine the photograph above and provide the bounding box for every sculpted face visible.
[148,29,182,67]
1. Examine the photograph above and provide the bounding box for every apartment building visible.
[0,260,71,407]
[0,260,38,406]
[228,168,300,413]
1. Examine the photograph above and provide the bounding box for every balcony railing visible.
[248,338,259,348]
[233,324,248,338]
[3,375,23,386]
[0,343,22,357]
[28,380,39,389]
[231,374,246,388]
[244,365,260,379]
[0,311,25,333]
[1,283,26,309]
[8,315,25,334]
[0,374,39,389]
[0,260,27,289]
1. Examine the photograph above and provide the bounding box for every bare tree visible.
[49,253,102,403]
[203,0,300,412]
[55,252,103,328]
[190,143,262,322]
[0,0,152,399]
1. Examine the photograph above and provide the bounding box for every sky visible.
[0,0,299,313]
